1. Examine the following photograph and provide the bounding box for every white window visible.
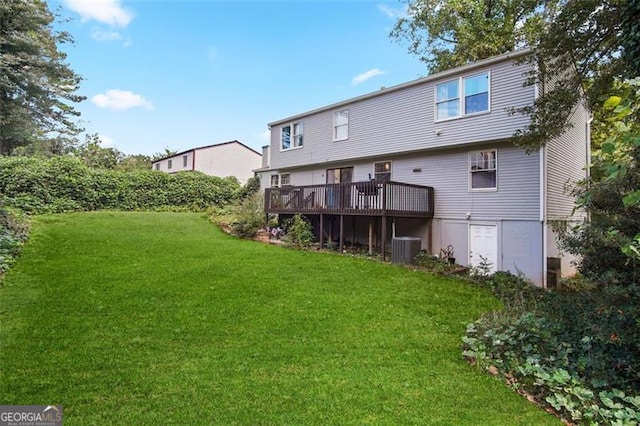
[167,159,172,169]
[154,163,160,170]
[280,173,291,186]
[182,155,188,167]
[436,80,459,120]
[469,149,497,190]
[436,72,490,120]
[281,121,303,150]
[374,161,392,181]
[333,109,349,141]
[270,174,280,188]
[464,73,489,114]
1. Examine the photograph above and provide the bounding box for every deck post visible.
[368,218,373,255]
[351,216,356,248]
[381,215,387,261]
[319,213,324,249]
[339,215,344,252]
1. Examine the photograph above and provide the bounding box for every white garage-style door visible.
[469,224,498,273]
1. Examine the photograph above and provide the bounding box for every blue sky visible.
[48,0,427,156]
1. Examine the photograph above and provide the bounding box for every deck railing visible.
[264,180,434,218]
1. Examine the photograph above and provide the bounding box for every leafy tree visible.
[117,154,152,171]
[391,0,554,74]
[75,134,124,169]
[558,79,640,285]
[151,148,178,162]
[238,176,261,199]
[0,0,85,155]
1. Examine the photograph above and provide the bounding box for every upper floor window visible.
[182,155,188,167]
[168,159,172,169]
[281,121,303,150]
[469,149,497,190]
[436,72,490,120]
[333,109,349,141]
[374,161,392,181]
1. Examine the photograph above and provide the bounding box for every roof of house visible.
[152,140,261,162]
[268,48,531,127]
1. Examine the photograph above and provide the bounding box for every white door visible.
[469,224,498,273]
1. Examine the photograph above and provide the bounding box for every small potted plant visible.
[440,245,455,264]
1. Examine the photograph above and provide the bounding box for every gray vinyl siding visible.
[391,143,540,221]
[269,57,534,170]
[265,142,539,221]
[546,101,589,219]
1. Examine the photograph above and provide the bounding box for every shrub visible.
[230,192,267,238]
[0,156,240,213]
[283,214,314,249]
[463,269,640,424]
[0,202,30,276]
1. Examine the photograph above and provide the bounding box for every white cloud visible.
[352,68,385,86]
[376,3,406,19]
[91,28,132,46]
[64,0,133,27]
[97,134,115,147]
[92,89,154,110]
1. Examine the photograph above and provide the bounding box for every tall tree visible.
[75,134,124,169]
[391,0,555,73]
[0,0,84,155]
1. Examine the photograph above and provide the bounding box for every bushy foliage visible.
[558,79,640,286]
[225,192,267,239]
[237,176,261,200]
[0,202,30,276]
[283,214,314,249]
[463,271,640,424]
[0,156,240,214]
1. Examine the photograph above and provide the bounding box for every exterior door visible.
[469,224,497,273]
[326,167,353,208]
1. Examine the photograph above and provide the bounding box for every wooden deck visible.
[264,180,434,218]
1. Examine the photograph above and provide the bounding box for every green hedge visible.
[0,156,240,213]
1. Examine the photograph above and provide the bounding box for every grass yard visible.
[0,212,558,424]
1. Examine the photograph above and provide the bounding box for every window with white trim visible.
[374,161,392,181]
[469,149,497,190]
[270,174,280,188]
[182,155,188,167]
[436,72,489,120]
[281,121,303,150]
[280,173,291,186]
[333,109,349,141]
[154,163,160,170]
[168,159,172,169]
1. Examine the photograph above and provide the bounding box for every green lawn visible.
[0,212,558,424]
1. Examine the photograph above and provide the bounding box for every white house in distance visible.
[257,49,590,287]
[152,140,262,184]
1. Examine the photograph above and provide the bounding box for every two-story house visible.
[257,49,589,287]
[153,140,262,184]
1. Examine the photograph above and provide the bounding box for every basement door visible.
[469,224,498,273]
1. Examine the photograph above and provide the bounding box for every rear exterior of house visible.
[152,140,262,184]
[257,50,589,286]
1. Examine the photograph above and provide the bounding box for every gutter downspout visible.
[535,80,548,288]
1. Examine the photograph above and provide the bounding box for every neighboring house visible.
[152,140,262,184]
[256,49,590,287]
